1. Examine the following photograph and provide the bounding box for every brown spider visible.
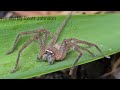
[6,11,110,75]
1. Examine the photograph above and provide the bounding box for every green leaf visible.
[0,14,120,79]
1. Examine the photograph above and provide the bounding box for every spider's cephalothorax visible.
[6,11,110,75]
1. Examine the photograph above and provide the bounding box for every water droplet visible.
[100,44,103,47]
[109,48,112,51]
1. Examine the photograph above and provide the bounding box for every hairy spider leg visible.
[36,33,51,60]
[48,11,73,46]
[68,38,110,59]
[69,44,96,75]
[72,44,96,57]
[11,35,37,73]
[6,29,52,55]
[11,30,53,73]
[59,38,109,75]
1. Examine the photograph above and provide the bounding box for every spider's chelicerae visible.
[6,11,110,75]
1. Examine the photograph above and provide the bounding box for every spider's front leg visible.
[36,31,53,61]
[6,31,38,55]
[36,34,46,61]
[10,30,52,73]
[11,35,37,73]
[6,29,52,55]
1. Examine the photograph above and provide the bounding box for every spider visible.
[6,11,110,75]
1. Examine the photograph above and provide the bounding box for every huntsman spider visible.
[6,11,110,75]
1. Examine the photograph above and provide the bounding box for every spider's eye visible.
[45,50,54,56]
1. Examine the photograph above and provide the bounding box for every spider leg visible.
[81,47,96,57]
[69,38,110,59]
[35,34,47,60]
[35,30,53,60]
[75,45,96,57]
[6,31,37,55]
[59,39,107,75]
[69,45,83,75]
[6,29,52,55]
[68,44,96,76]
[11,36,36,73]
[69,44,97,75]
[59,39,83,75]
